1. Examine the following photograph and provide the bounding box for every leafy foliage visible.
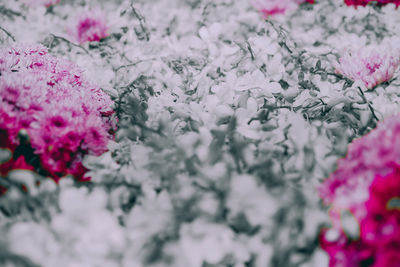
[0,0,399,266]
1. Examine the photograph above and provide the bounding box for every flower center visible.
[387,197,400,211]
[365,62,381,74]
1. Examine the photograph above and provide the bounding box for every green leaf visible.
[316,60,321,70]
[298,72,304,81]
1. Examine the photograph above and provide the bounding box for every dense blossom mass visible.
[320,168,400,267]
[344,0,400,7]
[319,116,400,266]
[67,9,109,44]
[334,42,400,89]
[0,44,115,181]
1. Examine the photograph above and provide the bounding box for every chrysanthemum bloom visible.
[344,0,374,6]
[319,116,400,223]
[320,168,400,267]
[0,44,115,182]
[319,116,400,266]
[344,0,400,7]
[67,9,108,44]
[22,0,61,8]
[251,0,314,17]
[335,44,400,89]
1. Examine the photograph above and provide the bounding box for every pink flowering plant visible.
[334,44,400,89]
[0,44,115,182]
[2,0,400,266]
[320,169,400,266]
[319,116,400,266]
[344,0,400,7]
[67,9,109,44]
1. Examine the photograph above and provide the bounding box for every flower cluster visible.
[0,44,115,181]
[319,115,400,266]
[251,0,314,17]
[67,9,109,44]
[335,43,400,89]
[344,0,400,7]
[320,168,400,266]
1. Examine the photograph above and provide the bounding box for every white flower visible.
[8,187,126,267]
[335,42,400,89]
[227,174,279,226]
[178,220,237,267]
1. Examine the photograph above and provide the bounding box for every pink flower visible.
[319,116,400,222]
[68,157,88,181]
[319,114,400,266]
[344,0,400,7]
[320,228,374,267]
[81,114,109,156]
[335,43,400,89]
[320,168,400,267]
[251,0,314,17]
[344,0,374,6]
[0,44,115,182]
[68,10,109,44]
[362,170,400,246]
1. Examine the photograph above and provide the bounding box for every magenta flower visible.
[362,170,400,249]
[335,44,400,89]
[0,44,115,182]
[319,228,374,267]
[320,168,400,267]
[319,116,400,221]
[319,115,400,266]
[251,0,314,17]
[68,9,109,44]
[344,0,400,7]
